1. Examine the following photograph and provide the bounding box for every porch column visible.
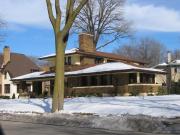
[137,72,140,83]
[30,84,33,92]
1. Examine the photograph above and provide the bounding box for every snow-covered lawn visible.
[0,95,180,118]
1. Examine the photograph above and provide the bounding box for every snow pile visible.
[0,95,180,118]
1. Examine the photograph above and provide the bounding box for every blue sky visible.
[0,0,180,57]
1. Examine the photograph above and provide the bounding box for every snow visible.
[154,59,180,68]
[66,62,165,75]
[39,48,79,59]
[12,62,165,80]
[155,63,168,67]
[1,95,180,118]
[12,72,45,80]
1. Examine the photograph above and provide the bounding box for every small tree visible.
[46,0,88,112]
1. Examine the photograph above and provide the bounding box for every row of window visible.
[129,73,155,84]
[68,73,155,88]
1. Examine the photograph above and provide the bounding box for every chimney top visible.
[79,33,95,52]
[3,46,11,65]
[4,46,9,48]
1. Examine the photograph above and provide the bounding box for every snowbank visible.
[0,95,180,118]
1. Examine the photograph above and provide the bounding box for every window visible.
[4,72,7,79]
[140,73,155,84]
[81,76,88,86]
[129,73,137,84]
[31,69,39,73]
[5,84,10,94]
[91,76,97,86]
[101,75,108,85]
[68,56,71,65]
[174,68,177,73]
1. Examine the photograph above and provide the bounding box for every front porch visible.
[65,72,163,97]
[13,72,164,98]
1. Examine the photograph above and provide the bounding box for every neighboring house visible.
[154,52,180,90]
[0,46,39,98]
[12,33,165,97]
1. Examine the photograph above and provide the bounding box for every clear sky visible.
[0,0,179,57]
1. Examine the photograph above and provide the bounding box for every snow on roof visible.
[66,62,165,76]
[39,48,79,59]
[13,62,165,80]
[171,59,180,65]
[154,59,180,68]
[153,62,168,68]
[12,72,45,80]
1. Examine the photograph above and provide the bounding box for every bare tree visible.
[0,18,5,42]
[46,0,88,112]
[74,0,132,50]
[172,49,180,60]
[114,38,167,67]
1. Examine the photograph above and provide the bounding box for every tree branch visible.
[46,0,56,28]
[63,0,88,35]
[55,0,62,30]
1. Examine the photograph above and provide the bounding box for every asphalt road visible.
[0,120,177,135]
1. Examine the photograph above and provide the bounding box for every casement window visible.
[129,73,137,84]
[65,56,72,65]
[4,84,10,94]
[140,73,155,84]
[91,76,97,86]
[68,56,71,65]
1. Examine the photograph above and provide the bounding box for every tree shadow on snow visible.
[0,125,5,135]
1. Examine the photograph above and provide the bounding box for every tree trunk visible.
[52,36,65,112]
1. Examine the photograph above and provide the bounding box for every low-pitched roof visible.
[154,59,180,68]
[12,62,165,81]
[39,48,146,65]
[0,53,39,78]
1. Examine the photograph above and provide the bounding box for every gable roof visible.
[39,48,146,65]
[0,53,39,78]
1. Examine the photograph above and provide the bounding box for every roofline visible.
[39,50,147,64]
[12,68,166,81]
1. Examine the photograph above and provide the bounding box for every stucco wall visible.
[2,72,18,98]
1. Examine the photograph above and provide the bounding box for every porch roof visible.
[12,62,165,81]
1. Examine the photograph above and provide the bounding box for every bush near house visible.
[158,86,168,95]
[170,80,180,94]
[0,96,10,99]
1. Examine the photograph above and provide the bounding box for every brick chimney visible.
[79,33,95,52]
[3,46,10,65]
[167,51,172,63]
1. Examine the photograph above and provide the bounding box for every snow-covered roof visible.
[13,62,165,81]
[66,62,165,76]
[39,48,79,59]
[12,72,44,80]
[154,59,180,68]
[171,59,180,66]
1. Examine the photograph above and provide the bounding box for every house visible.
[154,52,180,90]
[0,46,39,98]
[12,33,166,97]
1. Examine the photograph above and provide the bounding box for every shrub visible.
[157,86,168,95]
[0,96,10,99]
[12,93,16,99]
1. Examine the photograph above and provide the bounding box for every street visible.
[0,120,177,135]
